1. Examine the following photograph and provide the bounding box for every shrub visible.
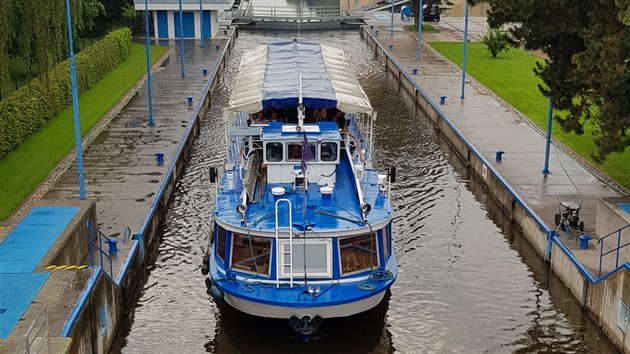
[0,28,133,160]
[482,29,512,58]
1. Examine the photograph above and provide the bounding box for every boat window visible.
[266,142,283,162]
[231,234,272,276]
[383,224,390,260]
[320,142,338,162]
[216,225,226,264]
[339,234,379,275]
[287,143,317,161]
[278,239,331,278]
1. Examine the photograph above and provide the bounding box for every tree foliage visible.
[482,29,511,57]
[470,0,630,161]
[0,0,105,86]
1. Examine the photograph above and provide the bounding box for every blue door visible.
[202,11,212,39]
[174,11,195,38]
[157,11,168,39]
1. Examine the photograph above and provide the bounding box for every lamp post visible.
[460,2,469,100]
[542,98,553,175]
[145,0,154,126]
[64,0,86,200]
[417,0,423,62]
[199,0,204,48]
[390,0,395,36]
[179,0,185,77]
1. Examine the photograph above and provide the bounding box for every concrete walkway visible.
[0,35,229,351]
[365,13,623,274]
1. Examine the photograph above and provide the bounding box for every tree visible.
[482,29,511,58]
[470,0,630,161]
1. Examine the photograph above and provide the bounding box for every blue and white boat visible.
[204,40,397,335]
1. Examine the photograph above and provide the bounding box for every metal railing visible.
[234,5,364,21]
[598,223,630,276]
[133,0,231,4]
[87,220,115,280]
[14,304,51,354]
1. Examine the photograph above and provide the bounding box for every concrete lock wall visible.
[359,26,630,352]
[62,29,237,354]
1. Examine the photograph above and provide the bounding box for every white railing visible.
[133,0,232,4]
[234,5,365,20]
[14,304,51,354]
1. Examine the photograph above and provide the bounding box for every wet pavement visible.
[364,13,622,274]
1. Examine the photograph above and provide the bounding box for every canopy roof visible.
[228,41,373,114]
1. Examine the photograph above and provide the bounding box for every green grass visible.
[0,43,167,220]
[406,24,439,33]
[429,42,630,190]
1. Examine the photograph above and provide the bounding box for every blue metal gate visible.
[157,11,168,39]
[174,11,195,38]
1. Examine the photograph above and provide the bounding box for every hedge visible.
[0,27,132,160]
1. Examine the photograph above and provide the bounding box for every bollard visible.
[495,151,505,162]
[155,152,164,166]
[375,30,379,36]
[215,44,220,51]
[439,96,447,105]
[106,239,118,255]
[579,235,593,249]
[187,96,193,107]
[223,30,228,35]
[370,25,374,30]
[412,68,418,75]
[389,44,394,51]
[202,68,208,76]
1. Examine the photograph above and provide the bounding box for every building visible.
[134,0,233,39]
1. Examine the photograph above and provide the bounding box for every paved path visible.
[365,13,622,274]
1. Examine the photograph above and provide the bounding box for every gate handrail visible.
[86,219,115,280]
[598,223,630,276]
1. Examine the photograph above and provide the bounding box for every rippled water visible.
[112,31,618,353]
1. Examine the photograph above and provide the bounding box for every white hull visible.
[223,290,387,319]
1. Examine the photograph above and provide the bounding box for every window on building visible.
[287,143,317,161]
[339,234,379,275]
[619,299,629,331]
[320,142,338,162]
[216,225,226,264]
[265,142,283,162]
[231,234,272,276]
[278,239,331,278]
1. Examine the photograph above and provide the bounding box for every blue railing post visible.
[199,0,204,48]
[460,2,469,100]
[617,231,622,268]
[179,0,186,78]
[417,0,423,63]
[88,220,94,267]
[542,98,552,174]
[65,0,86,200]
[145,0,155,127]
[599,238,604,277]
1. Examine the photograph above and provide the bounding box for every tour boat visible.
[203,40,397,335]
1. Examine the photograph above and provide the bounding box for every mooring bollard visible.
[106,239,118,255]
[439,96,447,105]
[375,30,379,36]
[215,44,220,51]
[223,30,228,35]
[202,68,208,76]
[579,235,593,249]
[187,96,193,107]
[495,151,505,162]
[389,44,394,51]
[155,152,164,166]
[412,68,418,75]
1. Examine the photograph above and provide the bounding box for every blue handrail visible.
[86,220,115,279]
[598,223,630,276]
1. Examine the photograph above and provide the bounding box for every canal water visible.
[112,31,618,353]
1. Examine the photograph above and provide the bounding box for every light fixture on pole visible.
[542,98,553,175]
[64,0,86,200]
[145,0,154,126]
[460,2,469,100]
[179,0,185,77]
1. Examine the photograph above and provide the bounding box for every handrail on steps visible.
[598,223,630,277]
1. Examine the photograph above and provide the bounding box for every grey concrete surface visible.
[365,14,624,275]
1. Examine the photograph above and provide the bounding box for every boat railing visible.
[275,199,294,288]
